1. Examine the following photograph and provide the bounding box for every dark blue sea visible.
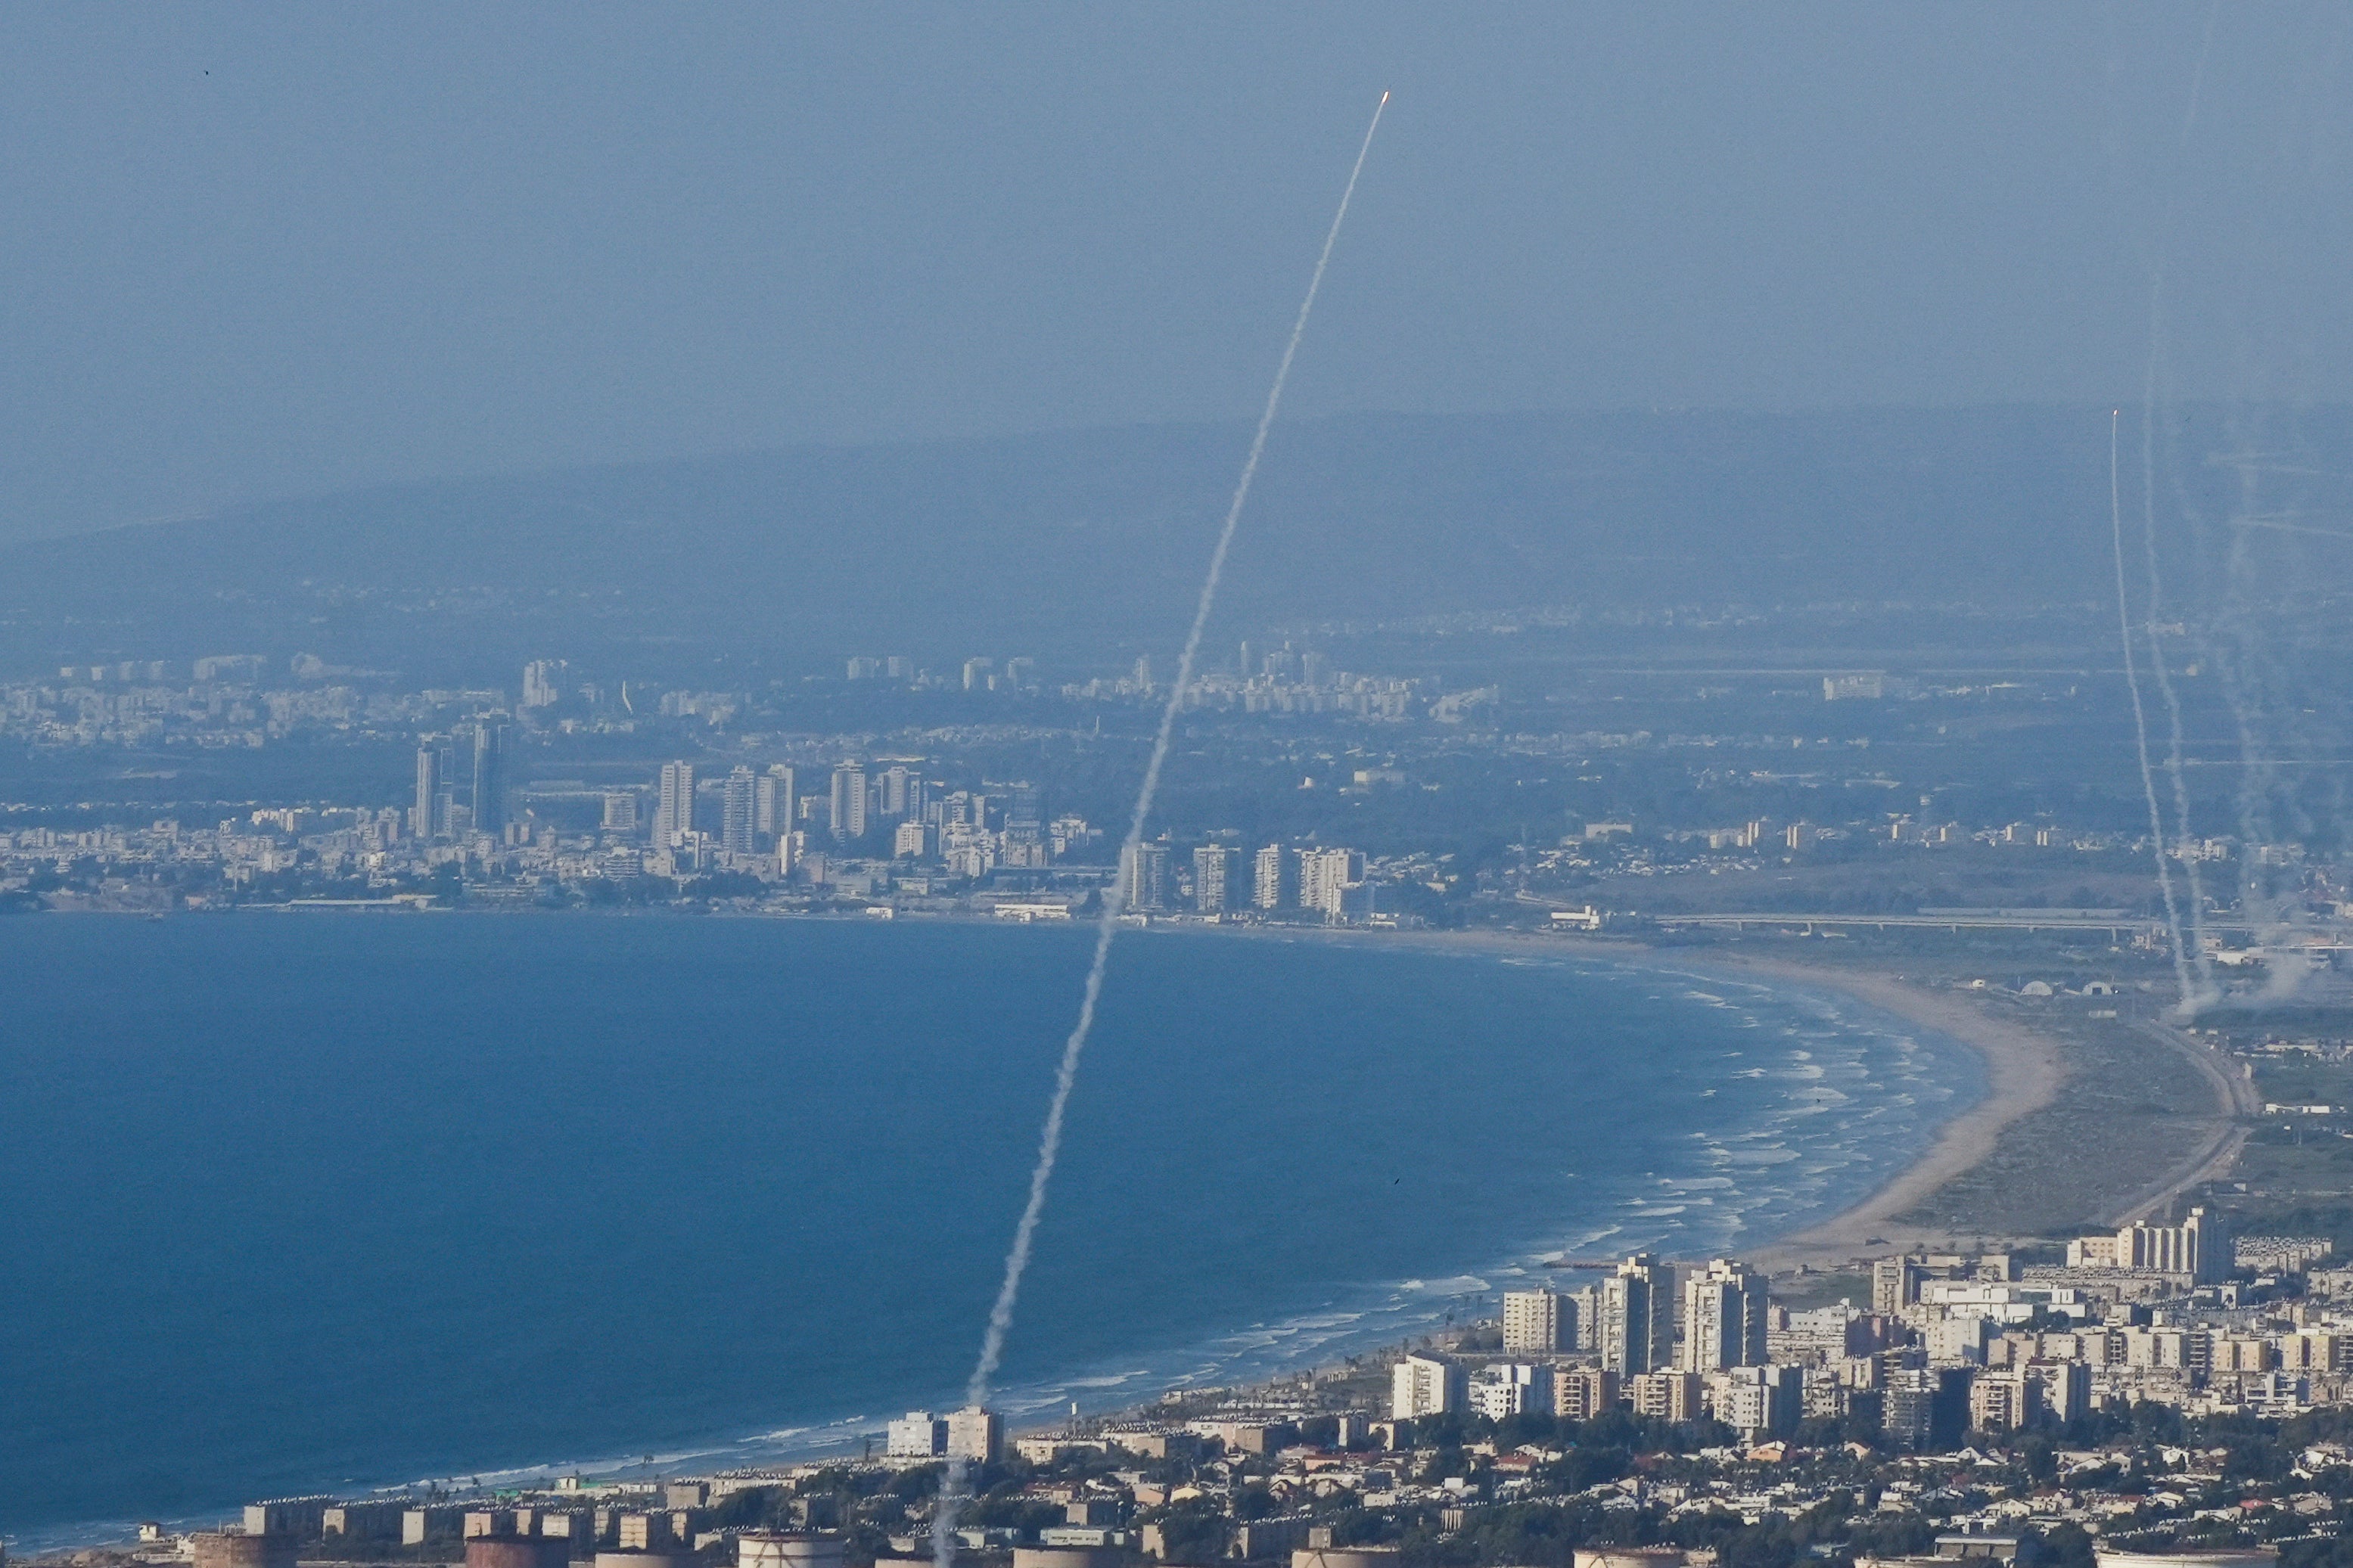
[0,915,1980,1542]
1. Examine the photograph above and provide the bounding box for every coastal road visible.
[1645,910,2218,937]
[2108,1018,2258,1225]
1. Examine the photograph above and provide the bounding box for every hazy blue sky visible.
[3,2,2349,539]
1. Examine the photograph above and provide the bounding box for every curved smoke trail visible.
[930,92,1390,1568]
[2112,409,2193,1006]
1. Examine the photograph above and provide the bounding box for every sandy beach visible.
[1702,955,2069,1273]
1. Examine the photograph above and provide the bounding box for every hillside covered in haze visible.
[2,404,2292,684]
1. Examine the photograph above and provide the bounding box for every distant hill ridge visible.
[1,405,2312,674]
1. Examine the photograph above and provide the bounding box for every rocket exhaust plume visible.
[930,91,1389,1568]
[2112,409,2194,1007]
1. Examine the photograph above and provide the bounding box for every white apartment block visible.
[1391,1353,1466,1418]
[1503,1288,1566,1355]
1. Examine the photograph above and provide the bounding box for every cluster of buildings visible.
[0,647,1041,762]
[0,759,1396,919]
[88,1218,2353,1568]
[0,665,437,749]
[837,654,1040,692]
[0,814,421,908]
[1076,644,1422,722]
[145,1301,2350,1568]
[1394,1259,1852,1442]
[1385,1212,2353,1455]
[604,760,1074,880]
[1116,843,1375,921]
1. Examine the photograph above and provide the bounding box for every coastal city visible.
[112,1218,2353,1568]
[8,637,2348,973]
[19,632,2353,1568]
[19,16,2353,1568]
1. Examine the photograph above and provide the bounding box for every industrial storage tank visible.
[191,1532,300,1568]
[1574,1552,1704,1568]
[469,1536,573,1568]
[1293,1549,1403,1568]
[597,1551,688,1568]
[740,1535,847,1568]
[1013,1548,1129,1568]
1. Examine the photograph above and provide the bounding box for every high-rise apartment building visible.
[721,766,757,856]
[1872,1256,1925,1314]
[1192,846,1237,912]
[471,724,506,838]
[1252,843,1295,908]
[756,765,795,840]
[886,1412,946,1458]
[831,764,867,840]
[1299,847,1366,918]
[1599,1254,1677,1377]
[1120,842,1170,911]
[656,761,695,846]
[1714,1365,1803,1437]
[412,747,440,840]
[1005,785,1041,843]
[1681,1259,1770,1371]
[1552,1365,1618,1421]
[601,792,639,834]
[521,660,566,709]
[1390,1354,1465,1418]
[1629,1370,1704,1421]
[943,1406,1002,1464]
[1469,1363,1553,1421]
[1503,1288,1571,1356]
[880,766,912,818]
[1545,1284,1602,1353]
[1882,1368,1966,1451]
[2114,1206,2228,1283]
[2044,1359,2091,1424]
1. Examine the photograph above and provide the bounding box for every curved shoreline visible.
[5,920,2051,1552]
[1702,955,2065,1270]
[1170,924,2069,1270]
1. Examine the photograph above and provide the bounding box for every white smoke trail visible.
[2112,409,2194,1005]
[2137,368,2215,1006]
[2146,303,2212,1006]
[2232,515,2353,541]
[2124,0,2222,1007]
[930,92,1389,1568]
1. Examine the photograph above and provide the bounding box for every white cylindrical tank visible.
[740,1536,847,1568]
[1574,1552,1696,1568]
[1012,1549,1126,1568]
[1294,1550,1404,1568]
[2096,1553,2278,1568]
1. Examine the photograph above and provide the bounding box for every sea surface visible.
[0,915,1981,1543]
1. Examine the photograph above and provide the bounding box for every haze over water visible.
[0,917,1978,1542]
